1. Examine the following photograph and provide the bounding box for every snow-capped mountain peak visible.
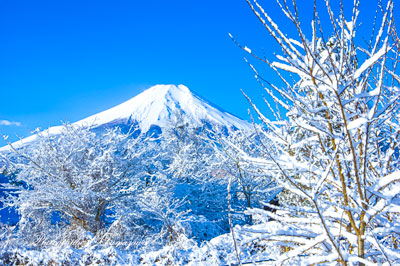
[0,84,250,151]
[76,84,249,131]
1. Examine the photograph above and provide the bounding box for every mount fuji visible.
[0,84,251,151]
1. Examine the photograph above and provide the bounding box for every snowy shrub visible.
[0,223,17,252]
[0,245,139,265]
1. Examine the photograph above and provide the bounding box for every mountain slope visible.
[1,84,251,151]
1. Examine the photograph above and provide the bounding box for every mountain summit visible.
[75,84,250,131]
[1,85,250,151]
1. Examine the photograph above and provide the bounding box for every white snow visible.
[375,171,400,191]
[244,46,252,53]
[347,117,368,130]
[0,84,251,151]
[353,41,389,80]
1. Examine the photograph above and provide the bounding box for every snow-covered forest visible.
[1,0,399,265]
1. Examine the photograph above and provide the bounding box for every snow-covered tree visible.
[214,128,276,225]
[1,124,185,249]
[158,114,232,241]
[232,0,400,264]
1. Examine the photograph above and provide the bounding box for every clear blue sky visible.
[0,0,395,145]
